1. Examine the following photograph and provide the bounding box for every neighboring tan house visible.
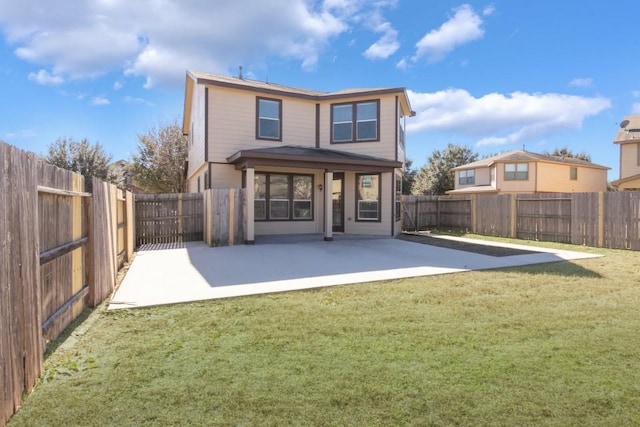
[447,150,609,195]
[182,70,414,243]
[611,114,640,190]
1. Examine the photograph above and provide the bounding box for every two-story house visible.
[182,70,414,243]
[611,114,640,190]
[447,150,609,195]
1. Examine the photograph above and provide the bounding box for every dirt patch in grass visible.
[398,232,542,257]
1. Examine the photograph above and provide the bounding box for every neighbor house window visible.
[254,173,313,221]
[331,100,379,143]
[570,167,578,180]
[356,173,380,221]
[256,97,282,140]
[504,163,529,180]
[395,174,402,221]
[204,170,210,190]
[459,170,475,185]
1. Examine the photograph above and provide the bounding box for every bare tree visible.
[131,120,188,193]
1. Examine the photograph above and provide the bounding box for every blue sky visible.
[1,1,638,180]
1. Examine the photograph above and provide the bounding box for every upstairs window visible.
[256,97,282,140]
[459,170,475,186]
[331,100,379,143]
[504,163,529,181]
[570,167,578,180]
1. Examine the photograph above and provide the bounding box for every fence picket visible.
[135,193,203,246]
[1,141,133,425]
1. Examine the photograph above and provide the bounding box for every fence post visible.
[229,189,235,246]
[598,192,604,247]
[415,198,419,231]
[470,195,477,233]
[510,194,517,238]
[177,193,183,242]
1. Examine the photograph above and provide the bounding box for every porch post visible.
[324,170,333,241]
[246,167,255,244]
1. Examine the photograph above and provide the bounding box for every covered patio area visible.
[226,145,403,243]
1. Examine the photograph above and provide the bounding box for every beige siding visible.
[211,164,242,189]
[318,94,397,161]
[619,142,640,179]
[187,163,208,192]
[207,86,316,163]
[536,162,607,192]
[187,83,206,181]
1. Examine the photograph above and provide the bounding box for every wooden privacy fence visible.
[0,142,134,426]
[135,193,203,246]
[203,188,245,246]
[402,192,640,250]
[134,189,246,248]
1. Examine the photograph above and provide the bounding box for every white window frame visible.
[459,170,475,186]
[504,163,529,181]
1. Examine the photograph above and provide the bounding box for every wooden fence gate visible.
[135,193,203,246]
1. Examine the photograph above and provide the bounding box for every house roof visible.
[611,173,640,188]
[614,114,640,144]
[183,70,415,134]
[226,145,402,172]
[451,150,609,171]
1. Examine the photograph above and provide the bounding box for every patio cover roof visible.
[227,145,403,172]
[446,185,499,195]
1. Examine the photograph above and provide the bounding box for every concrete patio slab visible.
[109,235,601,310]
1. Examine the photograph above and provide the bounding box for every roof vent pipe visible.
[238,65,243,79]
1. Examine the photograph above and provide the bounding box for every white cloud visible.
[569,77,593,88]
[482,5,496,16]
[123,95,154,106]
[363,10,400,60]
[4,129,36,140]
[412,4,485,63]
[91,96,110,106]
[396,57,408,70]
[407,88,611,147]
[28,69,64,85]
[632,102,640,114]
[113,80,123,90]
[0,0,399,87]
[632,90,640,98]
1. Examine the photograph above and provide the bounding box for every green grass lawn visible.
[8,237,640,426]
